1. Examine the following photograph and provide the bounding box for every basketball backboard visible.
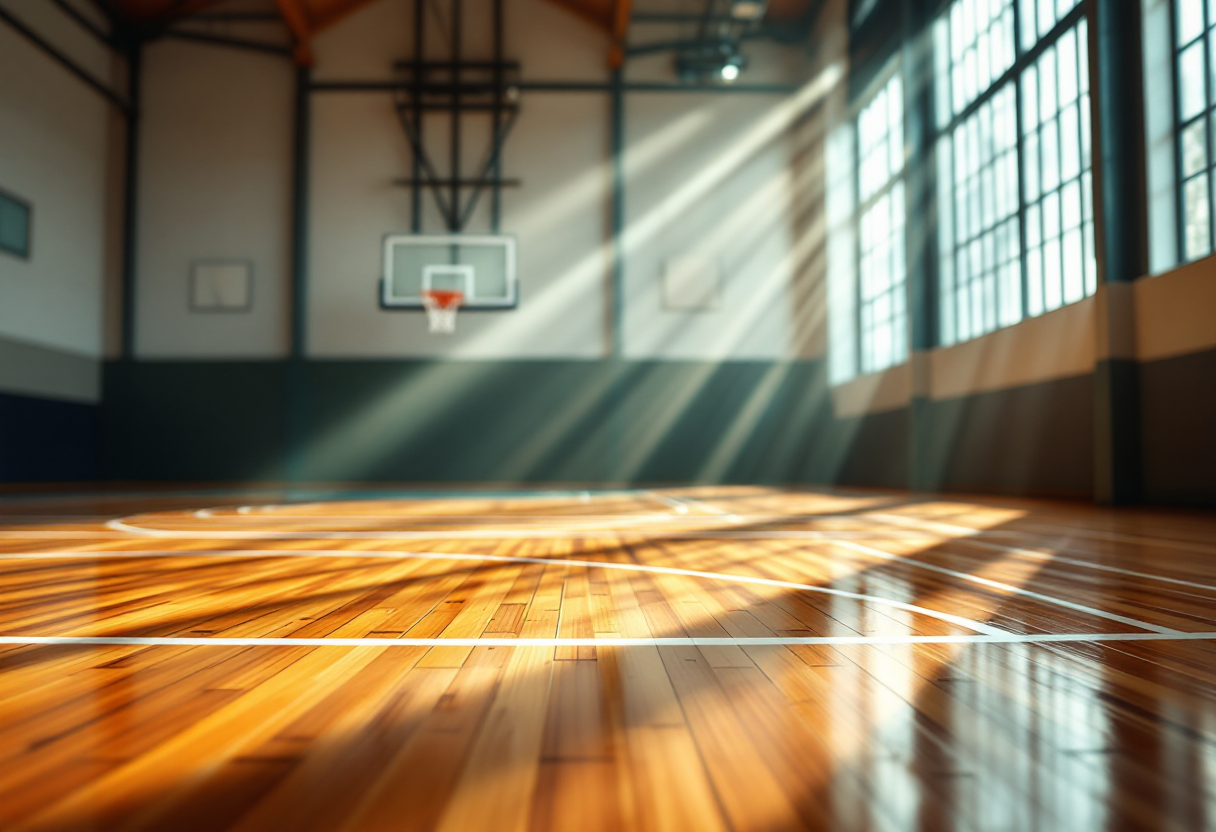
[381,234,517,309]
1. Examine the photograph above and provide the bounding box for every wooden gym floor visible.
[1,486,1215,832]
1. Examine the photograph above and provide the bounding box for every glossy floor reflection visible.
[1,486,1214,831]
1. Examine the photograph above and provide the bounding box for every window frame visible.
[851,67,910,378]
[0,187,32,261]
[931,0,1092,347]
[1170,0,1216,262]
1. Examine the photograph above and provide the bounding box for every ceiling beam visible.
[272,0,388,65]
[608,0,632,68]
[274,0,313,64]
[540,0,611,33]
[309,0,387,32]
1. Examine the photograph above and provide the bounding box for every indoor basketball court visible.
[2,0,1216,830]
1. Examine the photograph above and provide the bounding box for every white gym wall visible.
[0,1,117,402]
[136,38,294,359]
[129,0,822,363]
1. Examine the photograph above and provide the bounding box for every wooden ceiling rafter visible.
[275,0,389,65]
[99,0,389,64]
[104,0,230,33]
[100,0,820,71]
[308,0,385,33]
[540,0,632,69]
[539,0,613,32]
[608,0,632,69]
[274,0,313,63]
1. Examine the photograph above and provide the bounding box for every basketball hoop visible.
[422,289,464,334]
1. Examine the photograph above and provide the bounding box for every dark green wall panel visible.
[923,375,1095,498]
[100,359,1103,499]
[0,391,100,482]
[833,408,911,489]
[104,361,288,481]
[300,361,618,483]
[1140,348,1216,507]
[299,361,843,484]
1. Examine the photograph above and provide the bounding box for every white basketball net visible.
[422,290,463,334]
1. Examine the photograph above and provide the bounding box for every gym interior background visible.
[0,0,1212,499]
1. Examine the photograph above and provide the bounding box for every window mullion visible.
[1054,46,1066,305]
[1013,0,1030,321]
[1078,15,1090,290]
[1206,0,1215,251]
[1172,0,1190,261]
[854,121,864,376]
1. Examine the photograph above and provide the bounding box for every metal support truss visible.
[392,0,520,233]
[0,4,129,112]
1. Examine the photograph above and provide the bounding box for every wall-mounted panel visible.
[136,40,293,358]
[623,93,799,360]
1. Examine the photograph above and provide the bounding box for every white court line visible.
[193,512,683,531]
[0,531,137,538]
[97,518,1184,634]
[190,512,751,521]
[1002,520,1216,556]
[100,514,1216,605]
[647,492,745,522]
[0,546,1004,636]
[831,539,1177,635]
[183,513,793,522]
[3,632,1216,648]
[0,530,944,540]
[98,520,938,540]
[19,519,1216,612]
[871,511,1216,557]
[869,513,1216,593]
[676,496,744,522]
[647,492,691,515]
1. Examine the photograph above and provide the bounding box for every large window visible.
[857,76,907,375]
[1021,22,1096,315]
[1175,0,1216,261]
[828,0,1099,380]
[937,86,1022,343]
[827,72,908,384]
[934,0,1095,347]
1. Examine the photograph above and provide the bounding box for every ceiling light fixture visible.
[675,41,748,84]
[729,0,768,21]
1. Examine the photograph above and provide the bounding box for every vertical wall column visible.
[610,67,625,359]
[903,0,938,492]
[491,0,503,230]
[411,0,423,232]
[607,67,626,482]
[286,63,312,481]
[120,41,143,360]
[290,64,311,361]
[1092,0,1147,504]
[104,40,143,479]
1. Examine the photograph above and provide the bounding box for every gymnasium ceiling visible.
[95,0,823,66]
